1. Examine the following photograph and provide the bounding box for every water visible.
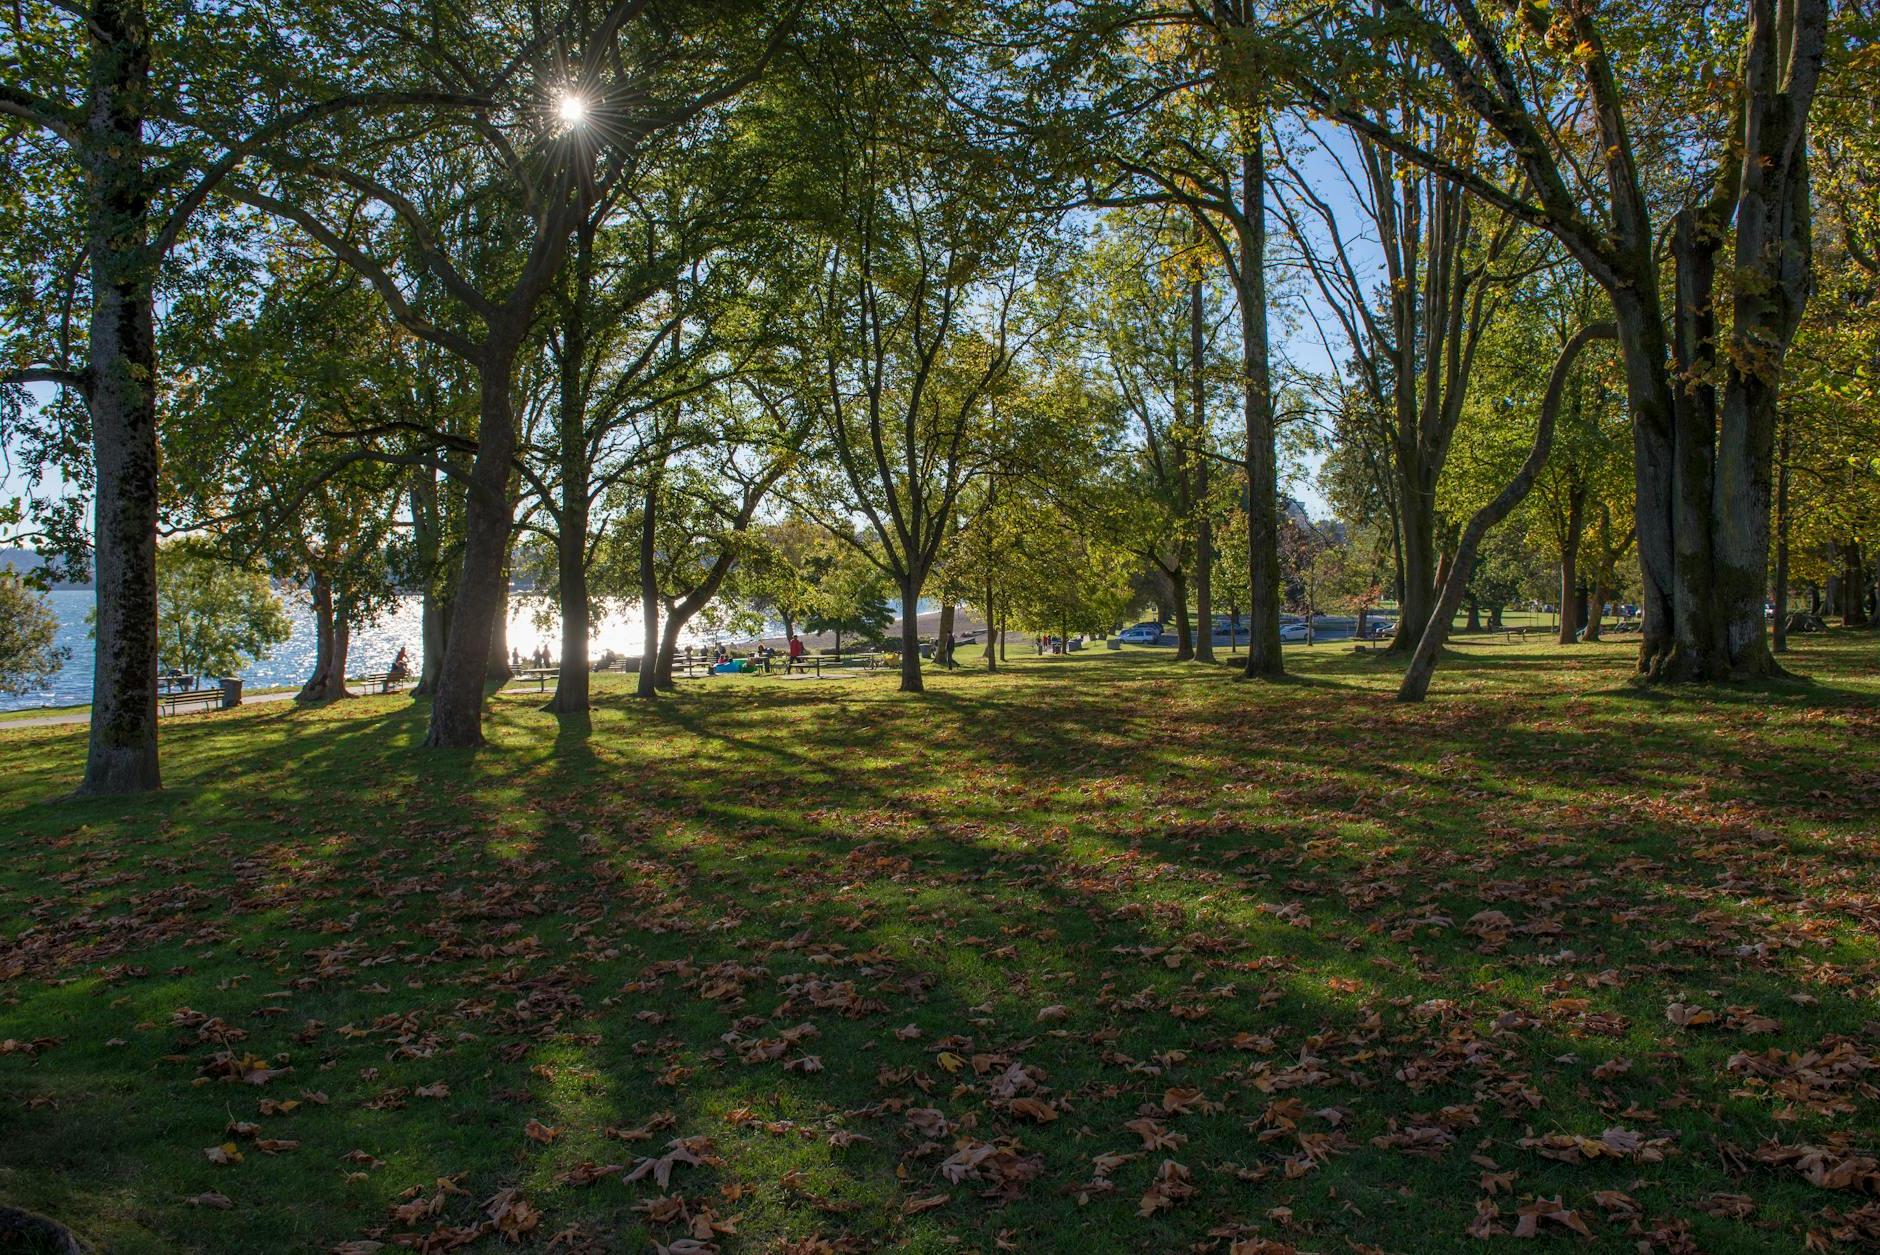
[2,588,714,713]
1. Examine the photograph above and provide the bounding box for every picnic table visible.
[157,673,197,693]
[514,666,559,692]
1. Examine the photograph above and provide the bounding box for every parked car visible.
[1279,621,1312,642]
[1116,623,1164,644]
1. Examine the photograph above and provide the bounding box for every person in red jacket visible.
[786,634,806,674]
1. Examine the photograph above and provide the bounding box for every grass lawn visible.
[3,633,1878,1253]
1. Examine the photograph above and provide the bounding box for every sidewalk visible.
[1,687,304,731]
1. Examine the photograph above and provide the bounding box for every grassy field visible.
[2,632,1878,1253]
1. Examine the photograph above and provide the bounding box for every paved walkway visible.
[1,687,304,731]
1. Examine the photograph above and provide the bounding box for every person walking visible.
[786,634,806,674]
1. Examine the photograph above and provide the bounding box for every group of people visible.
[426,631,986,681]
[683,635,814,675]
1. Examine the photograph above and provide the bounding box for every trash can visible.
[219,677,243,709]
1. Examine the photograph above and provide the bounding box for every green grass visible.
[3,633,1878,1253]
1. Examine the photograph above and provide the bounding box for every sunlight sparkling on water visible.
[4,590,713,712]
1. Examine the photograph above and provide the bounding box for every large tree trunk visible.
[1191,278,1215,663]
[898,573,924,693]
[1632,6,1820,681]
[330,618,350,699]
[1389,472,1437,655]
[655,607,683,689]
[409,472,447,697]
[419,588,449,695]
[299,575,332,701]
[425,345,520,748]
[78,0,160,796]
[1237,140,1284,679]
[984,582,997,673]
[295,574,351,702]
[1844,541,1869,626]
[1668,212,1725,676]
[549,530,590,712]
[1557,484,1586,644]
[1612,283,1684,679]
[1171,566,1194,661]
[1709,10,1820,673]
[636,476,660,698]
[548,224,593,714]
[1401,324,1615,701]
[654,548,740,687]
[1772,423,1791,653]
[486,567,512,684]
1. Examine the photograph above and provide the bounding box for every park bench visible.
[1497,625,1534,641]
[348,672,409,695]
[158,687,225,717]
[157,673,197,693]
[795,654,886,677]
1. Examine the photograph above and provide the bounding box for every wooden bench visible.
[157,673,197,693]
[159,687,224,716]
[349,672,410,695]
[797,654,884,677]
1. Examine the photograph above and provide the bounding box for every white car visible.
[1279,621,1312,642]
[1116,623,1163,645]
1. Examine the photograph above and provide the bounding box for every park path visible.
[0,687,303,732]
